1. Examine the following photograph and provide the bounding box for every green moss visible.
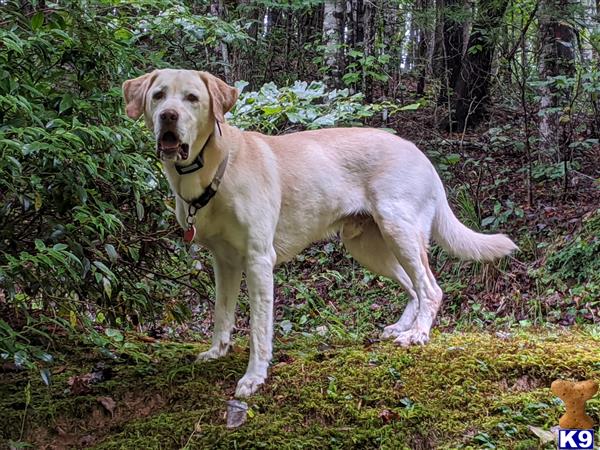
[1,330,598,449]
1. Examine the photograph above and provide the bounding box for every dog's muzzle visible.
[157,130,189,160]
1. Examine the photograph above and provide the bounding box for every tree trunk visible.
[450,0,509,130]
[580,0,596,62]
[537,0,577,158]
[210,0,232,83]
[362,1,375,98]
[382,0,400,96]
[355,0,365,48]
[346,0,355,47]
[415,0,433,95]
[433,0,469,104]
[323,0,345,88]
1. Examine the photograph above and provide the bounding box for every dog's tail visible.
[432,193,517,262]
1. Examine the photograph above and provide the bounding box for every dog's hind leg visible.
[196,253,242,361]
[372,206,443,347]
[341,216,419,336]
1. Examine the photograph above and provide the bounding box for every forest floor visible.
[2,328,599,449]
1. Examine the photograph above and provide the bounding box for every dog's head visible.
[122,69,238,162]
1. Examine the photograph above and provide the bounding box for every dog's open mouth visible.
[157,131,189,160]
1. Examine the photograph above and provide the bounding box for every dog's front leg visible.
[197,253,242,361]
[235,249,276,397]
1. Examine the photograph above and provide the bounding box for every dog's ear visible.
[198,72,238,123]
[122,72,156,119]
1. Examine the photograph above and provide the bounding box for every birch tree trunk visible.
[382,0,401,96]
[537,0,577,158]
[362,1,375,98]
[323,0,345,88]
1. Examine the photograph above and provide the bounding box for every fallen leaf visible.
[67,364,112,394]
[528,426,555,444]
[511,375,541,392]
[68,373,94,395]
[97,396,116,417]
[226,400,248,429]
[379,409,400,423]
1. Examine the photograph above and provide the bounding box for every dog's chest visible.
[174,194,244,248]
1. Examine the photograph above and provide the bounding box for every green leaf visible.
[286,111,303,123]
[59,94,73,114]
[36,352,54,363]
[262,105,282,115]
[39,368,51,386]
[31,12,44,31]
[493,202,502,215]
[93,261,114,279]
[102,276,112,298]
[481,216,495,227]
[445,154,461,165]
[399,103,420,111]
[105,328,123,342]
[105,244,118,263]
[135,201,144,221]
[114,28,133,41]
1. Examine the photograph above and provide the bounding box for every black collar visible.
[174,121,222,176]
[174,134,210,175]
[182,153,229,211]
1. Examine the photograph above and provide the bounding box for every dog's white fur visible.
[123,69,517,397]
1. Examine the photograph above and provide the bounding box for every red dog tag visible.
[183,225,196,243]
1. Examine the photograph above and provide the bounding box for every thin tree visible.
[210,0,232,83]
[537,0,577,158]
[323,0,345,88]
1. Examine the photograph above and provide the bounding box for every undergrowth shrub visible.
[532,210,600,321]
[230,80,375,132]
[544,210,600,285]
[0,1,241,370]
[230,80,420,133]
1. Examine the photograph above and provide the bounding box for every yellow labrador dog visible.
[123,69,516,397]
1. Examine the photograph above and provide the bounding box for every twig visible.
[121,260,213,304]
[503,0,540,64]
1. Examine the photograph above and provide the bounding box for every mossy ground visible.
[1,329,599,449]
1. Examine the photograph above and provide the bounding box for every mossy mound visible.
[1,329,599,449]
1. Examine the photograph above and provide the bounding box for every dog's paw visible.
[196,345,228,362]
[381,316,418,339]
[392,329,429,347]
[235,373,266,398]
[381,323,410,339]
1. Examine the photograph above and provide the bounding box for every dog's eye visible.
[153,91,164,101]
[186,94,199,103]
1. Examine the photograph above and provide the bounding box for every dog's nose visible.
[160,109,179,123]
